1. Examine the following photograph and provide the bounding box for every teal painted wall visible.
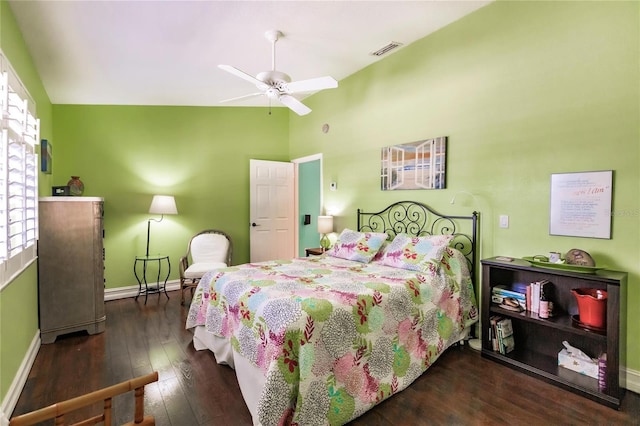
[289,1,639,373]
[0,0,53,403]
[298,159,321,256]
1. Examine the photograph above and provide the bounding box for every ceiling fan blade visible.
[220,92,264,104]
[218,65,268,90]
[279,95,312,116]
[287,76,338,93]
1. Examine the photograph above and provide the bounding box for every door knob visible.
[251,222,259,227]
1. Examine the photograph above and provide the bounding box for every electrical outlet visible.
[499,215,509,229]
[330,182,337,191]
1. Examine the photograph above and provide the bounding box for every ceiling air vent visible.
[370,41,403,57]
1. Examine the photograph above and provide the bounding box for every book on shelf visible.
[488,316,515,354]
[489,315,502,352]
[492,284,527,310]
[492,290,526,302]
[492,280,554,315]
[492,284,527,299]
[530,279,550,315]
[496,318,515,354]
[531,281,539,313]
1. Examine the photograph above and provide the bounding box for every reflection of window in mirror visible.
[380,136,447,191]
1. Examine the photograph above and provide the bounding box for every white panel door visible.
[250,159,295,262]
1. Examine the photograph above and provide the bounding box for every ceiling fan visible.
[218,30,338,116]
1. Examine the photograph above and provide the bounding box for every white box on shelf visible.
[558,349,598,379]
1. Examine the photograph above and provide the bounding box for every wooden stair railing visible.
[9,371,159,426]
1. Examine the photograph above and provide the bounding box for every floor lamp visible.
[146,195,178,257]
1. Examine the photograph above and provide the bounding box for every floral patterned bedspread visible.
[186,248,478,426]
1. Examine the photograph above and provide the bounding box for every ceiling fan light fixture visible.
[265,87,280,99]
[218,29,338,116]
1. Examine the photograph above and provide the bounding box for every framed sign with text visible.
[549,170,613,239]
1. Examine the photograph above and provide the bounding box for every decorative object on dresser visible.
[66,176,84,196]
[481,257,626,408]
[38,197,105,344]
[317,215,333,251]
[51,186,70,196]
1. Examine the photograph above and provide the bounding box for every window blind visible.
[0,51,39,288]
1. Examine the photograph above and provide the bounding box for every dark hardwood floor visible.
[12,291,640,425]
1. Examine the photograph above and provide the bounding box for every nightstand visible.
[305,247,325,257]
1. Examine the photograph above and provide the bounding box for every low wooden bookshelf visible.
[481,257,626,409]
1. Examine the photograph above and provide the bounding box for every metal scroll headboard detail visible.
[357,200,479,279]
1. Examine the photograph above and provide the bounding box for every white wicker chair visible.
[179,229,232,305]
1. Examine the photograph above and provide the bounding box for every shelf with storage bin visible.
[481,257,626,409]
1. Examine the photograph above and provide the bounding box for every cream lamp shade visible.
[149,195,178,215]
[317,215,333,250]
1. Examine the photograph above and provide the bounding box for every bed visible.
[186,201,479,425]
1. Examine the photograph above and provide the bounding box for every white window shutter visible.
[0,51,39,288]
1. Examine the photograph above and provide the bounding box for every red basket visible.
[571,288,607,329]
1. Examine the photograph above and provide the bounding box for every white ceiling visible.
[8,0,491,108]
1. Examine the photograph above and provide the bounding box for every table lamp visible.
[317,215,333,251]
[146,195,178,256]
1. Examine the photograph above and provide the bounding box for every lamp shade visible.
[317,216,333,234]
[149,195,178,215]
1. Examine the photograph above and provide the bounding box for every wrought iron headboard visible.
[357,200,479,280]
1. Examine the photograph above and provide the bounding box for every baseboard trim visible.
[104,280,181,301]
[623,366,640,395]
[1,330,40,424]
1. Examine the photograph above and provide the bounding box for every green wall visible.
[0,0,53,404]
[52,105,289,288]
[289,1,639,373]
[2,0,639,410]
[0,267,38,405]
